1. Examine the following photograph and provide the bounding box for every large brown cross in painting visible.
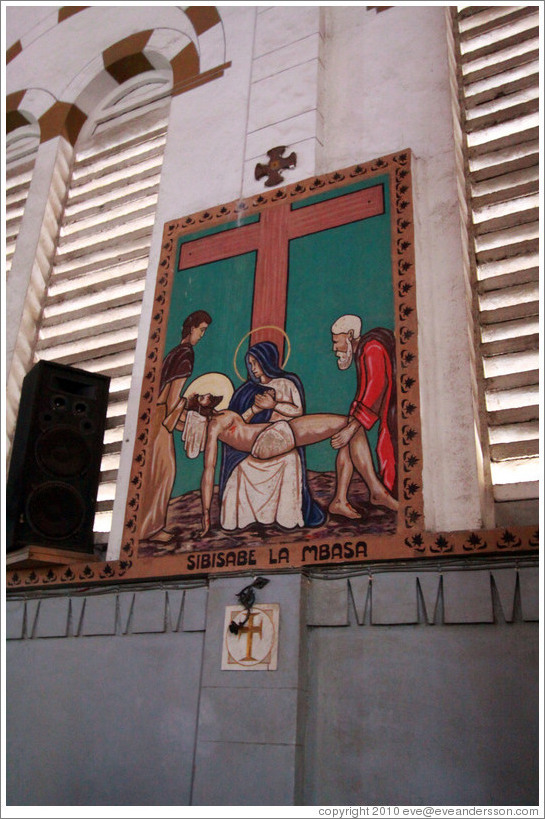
[179,184,384,354]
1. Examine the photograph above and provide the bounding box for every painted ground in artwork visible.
[138,471,397,557]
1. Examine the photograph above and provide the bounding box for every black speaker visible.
[6,361,110,555]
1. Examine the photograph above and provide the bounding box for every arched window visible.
[6,7,230,557]
[28,73,171,553]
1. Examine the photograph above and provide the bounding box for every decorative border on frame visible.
[6,527,539,590]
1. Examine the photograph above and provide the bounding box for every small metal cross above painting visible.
[255,146,297,187]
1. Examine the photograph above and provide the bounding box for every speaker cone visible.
[35,426,91,477]
[26,482,86,540]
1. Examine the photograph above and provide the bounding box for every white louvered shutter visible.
[35,107,168,550]
[451,5,540,519]
[6,117,40,278]
[6,157,37,278]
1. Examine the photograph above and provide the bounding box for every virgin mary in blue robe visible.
[218,341,325,528]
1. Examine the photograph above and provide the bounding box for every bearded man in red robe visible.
[328,314,398,518]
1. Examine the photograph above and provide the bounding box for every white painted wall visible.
[318,6,482,531]
[5,4,484,563]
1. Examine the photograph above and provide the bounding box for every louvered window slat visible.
[474,178,539,208]
[469,139,538,181]
[463,47,539,87]
[465,66,539,108]
[59,208,157,248]
[483,347,537,378]
[53,236,152,279]
[6,225,21,242]
[6,156,37,278]
[39,314,143,354]
[488,404,539,426]
[105,412,128,432]
[74,127,166,166]
[489,418,539,442]
[69,156,165,204]
[475,222,538,264]
[7,205,27,227]
[461,23,539,65]
[76,124,167,166]
[468,109,539,150]
[458,6,488,21]
[468,123,538,158]
[474,195,538,235]
[71,355,135,381]
[6,162,35,190]
[64,179,161,225]
[478,252,538,289]
[460,6,536,40]
[482,333,538,358]
[473,171,538,208]
[47,259,148,303]
[39,323,139,359]
[465,92,539,133]
[42,285,146,327]
[7,185,33,207]
[452,5,540,513]
[483,337,538,361]
[479,279,538,310]
[33,103,169,547]
[493,480,539,502]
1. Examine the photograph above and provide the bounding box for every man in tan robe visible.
[139,310,211,542]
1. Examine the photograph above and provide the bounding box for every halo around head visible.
[182,372,234,410]
[233,325,291,382]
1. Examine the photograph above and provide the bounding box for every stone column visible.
[6,136,72,374]
[242,6,324,196]
[6,136,73,445]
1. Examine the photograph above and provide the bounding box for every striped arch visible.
[6,8,229,144]
[6,88,87,147]
[6,91,41,162]
[6,6,225,59]
[101,19,230,98]
[6,91,31,132]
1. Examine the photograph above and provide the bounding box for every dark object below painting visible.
[229,576,270,634]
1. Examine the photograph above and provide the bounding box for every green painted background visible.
[286,176,392,473]
[164,175,392,496]
[167,249,256,497]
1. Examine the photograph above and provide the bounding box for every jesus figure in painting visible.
[179,393,399,537]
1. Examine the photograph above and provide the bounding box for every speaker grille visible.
[7,361,110,553]
[26,482,87,540]
[35,426,91,477]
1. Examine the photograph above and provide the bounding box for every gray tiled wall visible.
[7,566,538,642]
[5,564,539,807]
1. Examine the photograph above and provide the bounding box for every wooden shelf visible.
[6,546,99,569]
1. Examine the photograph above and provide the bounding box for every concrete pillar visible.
[191,572,308,806]
[6,136,72,373]
[242,6,324,196]
[6,136,73,447]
